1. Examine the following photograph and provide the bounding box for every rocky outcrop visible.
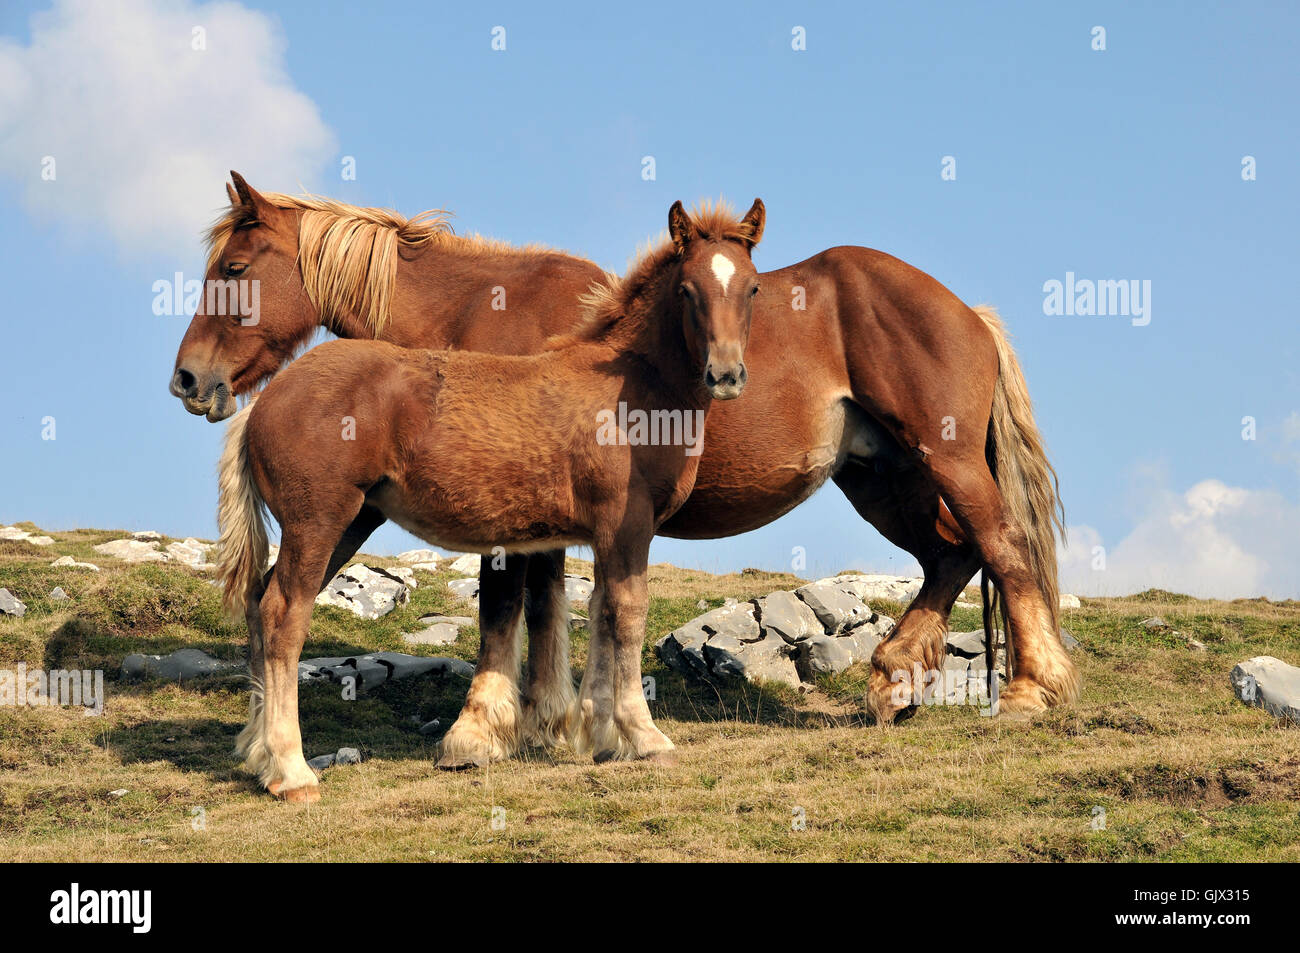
[402,615,473,647]
[315,564,412,619]
[120,647,474,689]
[1231,657,1300,726]
[656,584,896,689]
[0,588,27,617]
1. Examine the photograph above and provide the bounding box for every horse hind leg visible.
[832,461,980,723]
[437,554,527,769]
[927,456,1079,714]
[520,549,575,749]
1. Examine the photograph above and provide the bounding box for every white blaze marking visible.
[710,252,735,295]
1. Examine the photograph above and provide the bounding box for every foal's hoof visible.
[268,780,320,804]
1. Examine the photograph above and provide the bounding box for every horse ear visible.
[738,198,765,250]
[229,171,274,219]
[668,200,695,253]
[225,181,238,206]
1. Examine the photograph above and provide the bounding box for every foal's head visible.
[668,198,764,400]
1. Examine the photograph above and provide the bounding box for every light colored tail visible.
[216,402,268,620]
[973,305,1065,631]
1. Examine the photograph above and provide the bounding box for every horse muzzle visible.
[171,369,235,422]
[704,362,747,401]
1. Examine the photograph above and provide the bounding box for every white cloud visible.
[1061,478,1300,600]
[0,0,335,253]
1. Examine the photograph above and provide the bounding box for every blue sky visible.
[1,0,1297,596]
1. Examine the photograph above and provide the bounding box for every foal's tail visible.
[972,305,1065,632]
[216,402,269,620]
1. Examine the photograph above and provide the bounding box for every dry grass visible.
[1,523,1297,862]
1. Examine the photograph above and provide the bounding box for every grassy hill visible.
[1,522,1297,861]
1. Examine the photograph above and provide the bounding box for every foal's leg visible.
[436,554,528,769]
[520,548,575,748]
[572,511,674,763]
[925,455,1079,714]
[257,527,342,803]
[832,461,981,722]
[237,505,385,770]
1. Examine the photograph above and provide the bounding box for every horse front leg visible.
[571,506,674,764]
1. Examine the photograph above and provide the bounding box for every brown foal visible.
[215,200,764,801]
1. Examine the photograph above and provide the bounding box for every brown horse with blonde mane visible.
[215,200,764,801]
[175,174,1078,776]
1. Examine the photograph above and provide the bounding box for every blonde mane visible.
[551,200,756,350]
[205,191,576,335]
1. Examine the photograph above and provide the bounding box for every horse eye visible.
[750,284,760,297]
[225,262,247,277]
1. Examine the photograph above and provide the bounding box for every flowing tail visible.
[216,402,268,620]
[972,305,1066,663]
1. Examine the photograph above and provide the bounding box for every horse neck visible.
[609,280,708,412]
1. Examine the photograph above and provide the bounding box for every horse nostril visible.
[704,367,719,388]
[173,368,198,398]
[738,364,747,385]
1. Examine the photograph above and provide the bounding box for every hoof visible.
[996,679,1049,716]
[268,781,320,804]
[435,753,486,771]
[639,749,678,767]
[593,748,618,764]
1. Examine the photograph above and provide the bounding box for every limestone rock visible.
[52,555,99,572]
[314,564,411,619]
[447,554,481,575]
[0,588,27,617]
[93,538,168,564]
[396,548,441,566]
[121,648,241,680]
[795,582,876,632]
[1230,657,1300,726]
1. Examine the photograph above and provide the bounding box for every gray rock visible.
[49,587,69,602]
[27,536,54,546]
[654,626,712,679]
[132,530,163,542]
[314,564,411,619]
[402,615,471,647]
[1059,593,1082,609]
[794,582,875,632]
[755,589,822,644]
[418,719,442,736]
[121,648,242,681]
[446,578,479,608]
[0,526,32,541]
[164,538,213,570]
[0,588,27,617]
[52,555,99,572]
[93,538,168,564]
[1140,616,1167,630]
[307,753,336,771]
[396,548,441,566]
[565,575,594,610]
[814,573,922,605]
[447,554,482,575]
[569,612,588,631]
[1230,657,1300,726]
[299,652,474,689]
[702,629,801,688]
[335,747,362,765]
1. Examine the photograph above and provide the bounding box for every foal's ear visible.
[668,200,696,253]
[229,171,275,220]
[225,181,238,206]
[737,198,765,250]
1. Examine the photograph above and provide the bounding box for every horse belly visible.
[659,397,849,539]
